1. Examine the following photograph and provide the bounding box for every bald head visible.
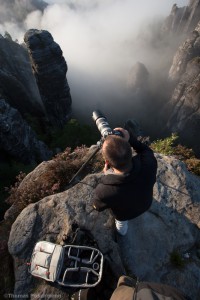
[102,135,132,172]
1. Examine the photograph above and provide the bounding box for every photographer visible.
[92,126,157,236]
[109,276,191,300]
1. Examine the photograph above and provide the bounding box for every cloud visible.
[0,0,189,133]
[22,1,179,74]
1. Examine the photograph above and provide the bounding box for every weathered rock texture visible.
[0,35,50,164]
[164,21,200,155]
[121,154,200,300]
[162,0,200,34]
[123,2,200,153]
[8,173,124,299]
[125,62,157,135]
[127,62,149,91]
[24,29,72,127]
[0,29,72,163]
[7,153,200,299]
[169,24,200,81]
[0,36,45,117]
[0,98,52,163]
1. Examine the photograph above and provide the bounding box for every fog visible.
[0,0,189,134]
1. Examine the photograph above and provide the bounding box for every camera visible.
[92,110,123,139]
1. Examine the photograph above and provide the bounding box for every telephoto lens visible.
[92,110,113,138]
[92,110,123,138]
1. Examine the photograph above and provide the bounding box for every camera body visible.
[92,110,123,139]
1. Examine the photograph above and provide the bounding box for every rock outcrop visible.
[163,21,200,155]
[0,34,49,164]
[168,24,200,81]
[0,29,72,163]
[162,0,200,34]
[24,29,72,127]
[8,172,124,298]
[123,2,200,153]
[127,62,149,91]
[0,36,45,117]
[121,154,200,300]
[125,62,157,135]
[0,98,52,164]
[7,153,200,299]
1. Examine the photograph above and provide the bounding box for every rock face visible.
[125,62,157,136]
[168,24,200,81]
[0,29,72,163]
[121,154,200,300]
[7,153,200,299]
[0,36,45,117]
[127,62,149,91]
[0,36,46,164]
[24,29,72,127]
[8,172,124,299]
[0,98,52,164]
[123,2,200,154]
[162,0,200,34]
[163,22,200,155]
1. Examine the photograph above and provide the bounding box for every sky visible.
[0,0,190,129]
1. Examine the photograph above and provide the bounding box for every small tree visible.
[151,133,178,155]
[151,134,200,176]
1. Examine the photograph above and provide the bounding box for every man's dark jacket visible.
[93,135,157,221]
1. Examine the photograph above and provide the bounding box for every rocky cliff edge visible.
[5,151,200,299]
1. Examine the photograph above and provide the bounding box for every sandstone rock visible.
[125,62,152,130]
[0,31,72,164]
[8,173,124,298]
[24,29,72,127]
[7,152,200,299]
[168,27,200,81]
[184,0,200,33]
[162,0,200,35]
[0,37,45,117]
[0,98,52,163]
[166,58,200,152]
[0,34,54,165]
[163,22,200,155]
[119,154,200,300]
[162,4,188,34]
[127,62,149,92]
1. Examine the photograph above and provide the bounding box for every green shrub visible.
[0,161,35,219]
[171,144,195,160]
[151,134,200,176]
[50,119,99,150]
[185,158,200,176]
[173,145,200,176]
[151,133,178,155]
[23,116,99,151]
[5,146,104,221]
[0,161,34,183]
[0,119,100,219]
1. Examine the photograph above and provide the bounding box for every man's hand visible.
[114,127,130,142]
[103,161,110,173]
